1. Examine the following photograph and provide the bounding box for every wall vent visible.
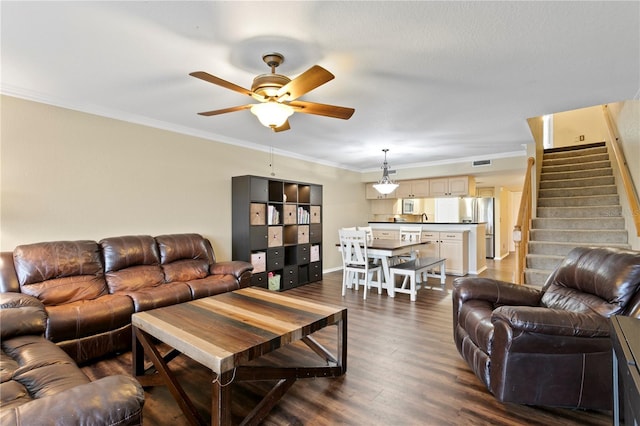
[472,159,492,167]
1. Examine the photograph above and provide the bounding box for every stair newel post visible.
[514,157,535,285]
[513,226,523,284]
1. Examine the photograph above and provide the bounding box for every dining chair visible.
[357,226,374,242]
[338,229,382,300]
[394,225,422,264]
[395,225,427,282]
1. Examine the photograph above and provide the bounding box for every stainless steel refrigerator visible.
[476,197,495,258]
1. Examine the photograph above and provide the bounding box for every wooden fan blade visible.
[276,66,334,101]
[190,71,254,97]
[273,120,291,132]
[197,104,253,116]
[289,100,355,120]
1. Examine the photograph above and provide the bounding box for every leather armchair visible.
[0,292,144,425]
[452,246,640,410]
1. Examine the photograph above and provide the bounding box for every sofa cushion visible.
[186,274,240,299]
[44,294,134,342]
[0,334,144,425]
[156,234,211,282]
[13,241,108,305]
[542,246,640,316]
[2,335,90,403]
[0,293,47,340]
[156,233,212,264]
[125,282,192,312]
[100,235,160,272]
[105,265,165,293]
[100,236,164,293]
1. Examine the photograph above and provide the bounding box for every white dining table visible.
[339,239,428,295]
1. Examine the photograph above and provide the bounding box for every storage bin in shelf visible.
[250,203,266,225]
[268,273,281,291]
[283,204,297,225]
[250,251,266,273]
[310,245,320,262]
[268,226,283,247]
[310,206,321,224]
[298,225,309,244]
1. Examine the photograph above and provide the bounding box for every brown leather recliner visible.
[0,292,144,425]
[452,246,640,410]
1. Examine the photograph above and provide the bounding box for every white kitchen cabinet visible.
[366,182,397,199]
[396,179,430,198]
[429,176,476,197]
[420,231,468,275]
[372,229,400,240]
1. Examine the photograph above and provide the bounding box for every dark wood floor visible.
[83,255,611,425]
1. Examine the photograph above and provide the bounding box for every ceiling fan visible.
[190,53,355,132]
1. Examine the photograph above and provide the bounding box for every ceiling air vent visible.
[472,159,492,167]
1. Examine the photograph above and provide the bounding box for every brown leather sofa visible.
[0,292,145,425]
[0,233,253,364]
[452,246,640,410]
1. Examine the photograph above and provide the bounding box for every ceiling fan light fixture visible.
[250,102,294,128]
[373,148,399,195]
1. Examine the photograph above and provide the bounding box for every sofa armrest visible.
[0,293,47,339]
[0,251,20,293]
[210,260,253,280]
[453,277,542,307]
[0,375,144,426]
[492,305,611,338]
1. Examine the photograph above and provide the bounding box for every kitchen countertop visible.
[368,221,486,225]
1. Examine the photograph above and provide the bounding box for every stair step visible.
[527,241,632,256]
[538,185,618,198]
[525,142,632,287]
[540,167,612,181]
[531,217,626,230]
[537,194,620,207]
[544,144,606,158]
[542,152,609,167]
[541,160,611,174]
[529,229,628,243]
[526,254,564,271]
[539,175,615,189]
[524,268,553,287]
[537,205,622,218]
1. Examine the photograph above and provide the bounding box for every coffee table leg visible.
[133,327,206,426]
[338,310,348,374]
[212,370,233,426]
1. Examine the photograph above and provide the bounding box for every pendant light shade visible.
[373,149,399,195]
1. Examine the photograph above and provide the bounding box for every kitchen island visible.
[368,222,487,275]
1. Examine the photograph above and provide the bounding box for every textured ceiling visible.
[2,1,638,175]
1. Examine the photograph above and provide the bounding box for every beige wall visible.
[552,105,607,147]
[0,95,369,270]
[606,100,640,249]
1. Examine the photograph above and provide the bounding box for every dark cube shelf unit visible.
[232,175,322,290]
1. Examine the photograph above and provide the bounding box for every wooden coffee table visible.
[132,287,347,426]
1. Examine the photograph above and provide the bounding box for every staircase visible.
[524,142,631,286]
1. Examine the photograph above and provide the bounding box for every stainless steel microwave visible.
[402,199,415,214]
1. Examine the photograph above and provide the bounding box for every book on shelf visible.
[267,205,280,225]
[297,207,310,224]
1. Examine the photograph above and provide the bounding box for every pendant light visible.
[373,149,399,195]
